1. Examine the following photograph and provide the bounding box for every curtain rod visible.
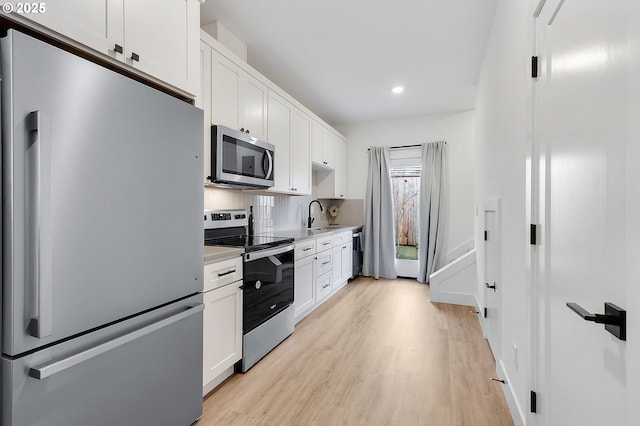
[367,141,446,151]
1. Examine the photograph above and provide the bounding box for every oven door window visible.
[222,135,273,179]
[243,249,294,333]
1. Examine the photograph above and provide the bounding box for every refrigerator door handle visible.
[28,303,204,380]
[26,110,53,339]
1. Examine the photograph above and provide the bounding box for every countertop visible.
[256,225,363,241]
[204,246,244,264]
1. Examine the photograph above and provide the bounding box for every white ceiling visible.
[200,0,498,127]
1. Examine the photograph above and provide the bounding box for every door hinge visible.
[484,230,488,241]
[530,224,538,245]
[530,390,537,413]
[531,56,539,78]
[484,307,488,318]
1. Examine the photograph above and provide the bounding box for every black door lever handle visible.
[485,282,496,290]
[566,302,626,341]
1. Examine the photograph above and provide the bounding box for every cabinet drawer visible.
[316,272,332,301]
[204,256,243,292]
[316,236,333,251]
[332,231,351,246]
[295,239,316,260]
[315,251,332,277]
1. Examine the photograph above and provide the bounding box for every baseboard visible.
[431,291,476,307]
[203,366,234,397]
[497,359,525,426]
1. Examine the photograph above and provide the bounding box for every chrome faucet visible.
[308,200,324,228]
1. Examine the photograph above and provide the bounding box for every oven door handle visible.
[244,244,294,262]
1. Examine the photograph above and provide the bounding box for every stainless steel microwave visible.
[209,125,275,188]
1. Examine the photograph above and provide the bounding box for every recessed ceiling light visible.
[392,86,404,94]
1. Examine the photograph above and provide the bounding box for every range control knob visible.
[255,280,262,290]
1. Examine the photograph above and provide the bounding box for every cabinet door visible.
[332,245,342,287]
[267,91,292,192]
[198,41,212,182]
[24,0,124,60]
[291,109,312,195]
[341,241,353,282]
[240,74,268,140]
[124,0,198,95]
[334,137,347,198]
[294,255,315,320]
[203,283,243,387]
[211,51,240,129]
[311,121,324,164]
[323,130,337,170]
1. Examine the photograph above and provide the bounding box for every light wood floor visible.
[199,277,513,426]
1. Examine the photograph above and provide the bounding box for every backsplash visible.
[204,187,364,233]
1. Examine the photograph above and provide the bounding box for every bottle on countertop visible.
[248,205,254,236]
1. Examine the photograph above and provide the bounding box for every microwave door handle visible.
[264,150,273,179]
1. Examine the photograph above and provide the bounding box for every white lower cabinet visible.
[293,231,355,324]
[202,256,243,395]
[331,232,353,291]
[294,254,315,318]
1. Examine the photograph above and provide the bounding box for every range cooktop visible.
[204,234,294,253]
[204,209,294,252]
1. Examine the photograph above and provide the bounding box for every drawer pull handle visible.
[130,52,140,62]
[113,44,123,54]
[270,304,276,310]
[322,283,330,289]
[322,261,330,265]
[217,269,236,277]
[303,247,312,251]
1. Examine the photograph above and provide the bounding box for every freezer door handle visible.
[28,303,204,380]
[26,110,53,339]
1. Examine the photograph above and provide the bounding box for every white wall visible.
[336,110,476,263]
[474,0,534,423]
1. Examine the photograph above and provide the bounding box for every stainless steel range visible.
[204,210,295,372]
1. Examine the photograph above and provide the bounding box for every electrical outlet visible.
[513,342,518,370]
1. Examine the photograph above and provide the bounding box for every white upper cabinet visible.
[211,51,240,130]
[267,91,292,193]
[240,74,268,140]
[312,122,337,170]
[267,90,312,195]
[311,122,324,165]
[334,138,347,198]
[21,0,200,96]
[23,0,123,57]
[210,51,267,140]
[124,0,200,96]
[290,109,312,195]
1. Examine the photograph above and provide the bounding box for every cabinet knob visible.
[113,44,123,54]
[130,52,140,62]
[240,128,245,132]
[245,129,250,134]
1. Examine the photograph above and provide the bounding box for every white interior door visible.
[484,206,500,359]
[533,0,638,423]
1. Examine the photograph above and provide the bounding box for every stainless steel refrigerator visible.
[1,30,204,425]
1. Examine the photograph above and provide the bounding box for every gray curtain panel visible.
[417,141,447,283]
[363,147,397,279]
